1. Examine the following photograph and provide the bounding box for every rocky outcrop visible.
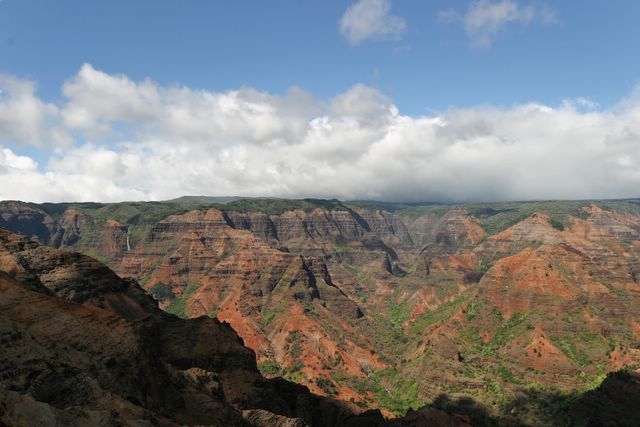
[243,409,307,427]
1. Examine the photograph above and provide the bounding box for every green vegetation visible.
[259,299,292,329]
[349,265,376,291]
[260,309,277,326]
[409,295,466,336]
[220,198,347,215]
[315,376,337,394]
[466,298,478,320]
[388,300,411,328]
[549,216,566,231]
[258,360,281,376]
[484,379,505,403]
[148,282,176,302]
[496,366,517,383]
[167,196,241,204]
[347,200,444,213]
[368,317,409,361]
[482,312,529,356]
[207,304,220,318]
[165,282,201,318]
[336,369,424,416]
[553,331,607,368]
[286,330,304,372]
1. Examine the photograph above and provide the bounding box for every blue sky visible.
[2,0,638,114]
[0,0,639,202]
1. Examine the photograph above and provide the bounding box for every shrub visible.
[149,282,175,302]
[549,217,565,231]
[258,360,280,376]
[315,377,337,394]
[463,270,484,284]
[466,299,478,320]
[165,282,201,318]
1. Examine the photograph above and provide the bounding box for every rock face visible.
[114,209,384,401]
[225,208,413,251]
[2,198,640,424]
[0,227,402,427]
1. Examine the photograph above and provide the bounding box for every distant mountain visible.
[167,195,245,204]
[2,197,640,425]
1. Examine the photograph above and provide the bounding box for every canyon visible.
[2,197,640,425]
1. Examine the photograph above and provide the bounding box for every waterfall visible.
[126,227,131,251]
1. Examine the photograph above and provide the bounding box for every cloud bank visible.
[1,64,639,203]
[340,0,406,45]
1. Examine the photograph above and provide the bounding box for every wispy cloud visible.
[441,0,558,47]
[340,0,406,45]
[1,65,639,203]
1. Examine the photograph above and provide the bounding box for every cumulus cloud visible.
[340,0,406,45]
[0,146,148,202]
[441,0,558,47]
[1,64,640,203]
[0,75,67,146]
[61,64,318,145]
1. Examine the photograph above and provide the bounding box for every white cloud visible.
[1,65,640,203]
[61,64,317,145]
[0,75,62,146]
[0,147,38,171]
[442,0,558,47]
[0,146,147,202]
[340,0,406,45]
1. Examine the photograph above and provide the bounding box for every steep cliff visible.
[115,209,383,400]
